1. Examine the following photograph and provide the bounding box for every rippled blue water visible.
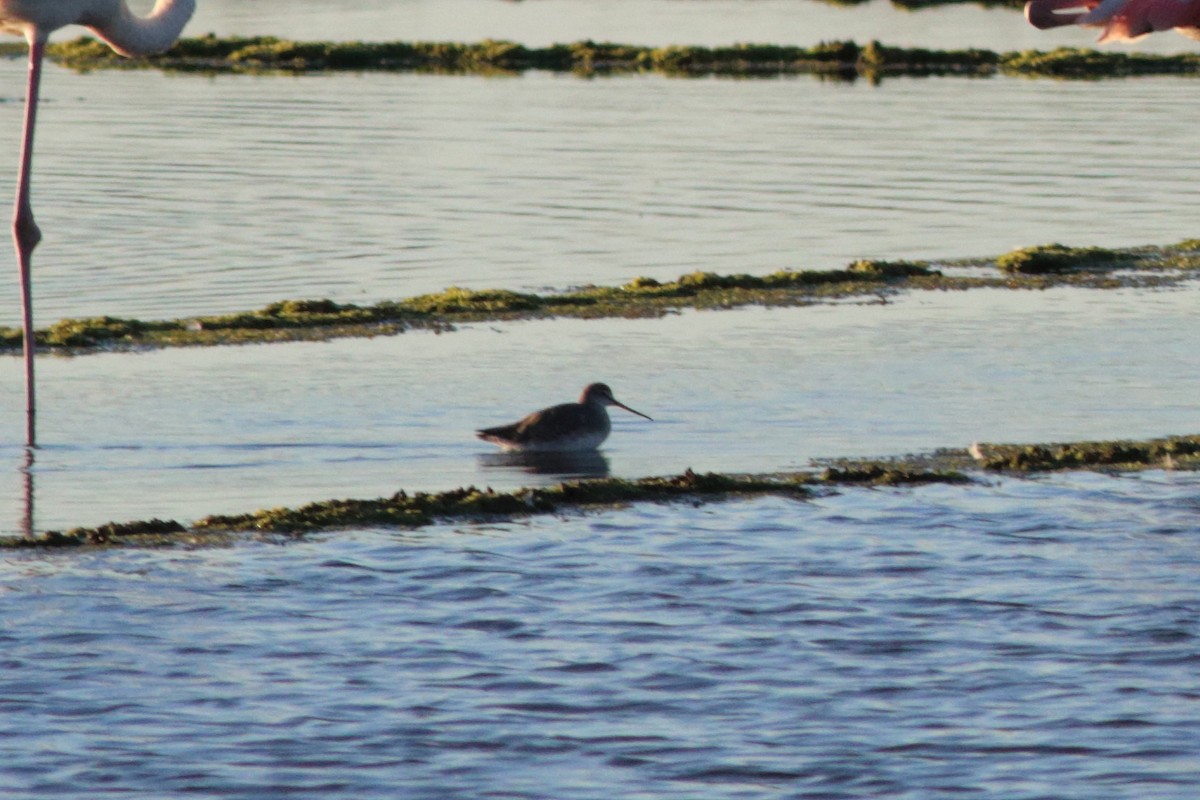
[2,473,1198,798]
[2,5,1199,797]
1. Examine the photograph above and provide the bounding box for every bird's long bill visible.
[613,400,653,421]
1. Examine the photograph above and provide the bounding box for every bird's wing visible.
[509,403,591,443]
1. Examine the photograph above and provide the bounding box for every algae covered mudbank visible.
[0,262,934,351]
[8,466,962,547]
[20,35,1200,80]
[2,241,1198,354]
[969,434,1200,472]
[8,431,1200,548]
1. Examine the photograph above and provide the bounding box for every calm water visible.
[1,284,1198,533]
[2,474,1198,798]
[1,4,1199,798]
[179,0,1200,53]
[0,65,1198,325]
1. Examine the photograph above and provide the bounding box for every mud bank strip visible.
[7,433,1198,548]
[7,36,1200,80]
[2,242,1198,354]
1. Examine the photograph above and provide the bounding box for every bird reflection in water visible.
[19,448,34,539]
[478,449,611,479]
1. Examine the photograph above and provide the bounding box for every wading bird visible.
[1025,0,1200,41]
[477,383,653,453]
[2,0,195,447]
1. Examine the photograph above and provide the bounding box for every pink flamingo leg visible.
[13,37,45,449]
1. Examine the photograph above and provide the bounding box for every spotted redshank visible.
[476,383,652,452]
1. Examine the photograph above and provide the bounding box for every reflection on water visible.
[2,285,1198,535]
[0,474,1197,798]
[479,449,611,479]
[1,8,1197,796]
[178,0,1200,53]
[1,66,1200,327]
[17,447,32,539]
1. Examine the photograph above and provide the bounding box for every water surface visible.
[0,6,1198,797]
[1,473,1197,798]
[180,0,1200,53]
[0,66,1198,326]
[2,284,1198,534]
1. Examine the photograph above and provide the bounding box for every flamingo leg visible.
[13,37,44,449]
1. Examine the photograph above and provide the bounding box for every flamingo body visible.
[0,0,193,51]
[1026,0,1200,41]
[3,0,194,447]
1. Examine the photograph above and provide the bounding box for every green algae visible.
[32,518,187,548]
[3,465,974,547]
[43,316,151,348]
[32,35,1200,81]
[995,243,1137,275]
[5,469,814,547]
[1001,47,1200,78]
[845,259,937,278]
[8,427,1200,548]
[403,288,543,315]
[0,262,942,352]
[42,36,912,79]
[970,434,1200,472]
[3,241,1199,354]
[193,469,814,534]
[819,463,972,486]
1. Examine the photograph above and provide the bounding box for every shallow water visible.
[180,0,1200,53]
[0,65,1199,326]
[1,283,1198,534]
[2,473,1198,798]
[1,6,1199,797]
